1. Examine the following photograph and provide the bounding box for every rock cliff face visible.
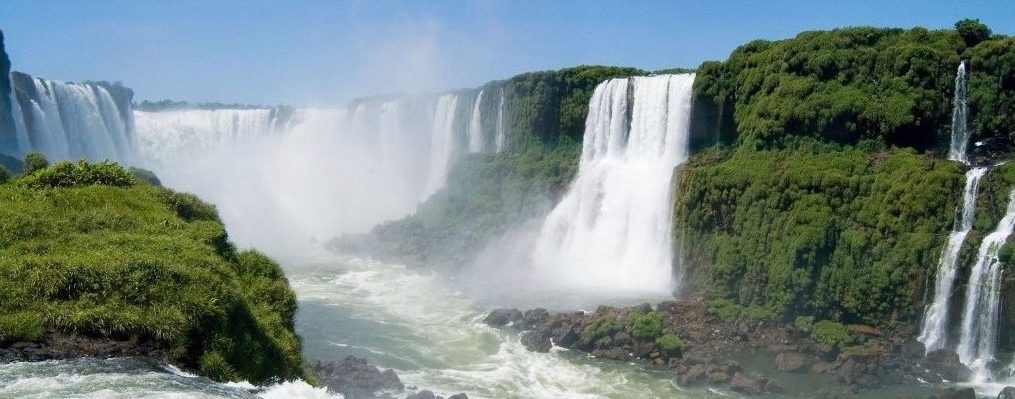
[0,29,17,154]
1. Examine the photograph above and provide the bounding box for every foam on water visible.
[290,257,711,399]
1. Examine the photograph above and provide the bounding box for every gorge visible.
[1,17,1015,399]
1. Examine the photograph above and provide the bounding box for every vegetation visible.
[691,24,1014,155]
[585,317,623,342]
[23,152,48,173]
[675,146,961,325]
[0,156,305,383]
[627,310,664,340]
[810,320,853,350]
[655,334,684,356]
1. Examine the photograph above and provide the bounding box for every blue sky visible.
[0,1,1010,106]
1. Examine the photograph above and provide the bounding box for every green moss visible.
[0,161,306,383]
[627,310,663,340]
[811,320,852,349]
[655,334,684,356]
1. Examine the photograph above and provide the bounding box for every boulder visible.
[312,356,404,398]
[775,352,808,372]
[730,372,770,396]
[448,394,469,399]
[484,308,522,327]
[932,387,975,399]
[406,391,438,399]
[998,386,1015,399]
[922,350,972,382]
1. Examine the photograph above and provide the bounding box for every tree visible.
[23,152,48,173]
[956,18,992,47]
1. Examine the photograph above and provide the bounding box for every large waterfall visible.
[949,62,971,165]
[919,166,987,351]
[530,74,694,295]
[5,72,136,162]
[133,91,494,260]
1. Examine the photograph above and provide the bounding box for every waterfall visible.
[919,166,988,351]
[468,90,484,153]
[8,74,135,163]
[530,74,694,294]
[956,187,1015,381]
[495,89,506,153]
[421,93,459,201]
[132,93,469,260]
[134,108,288,167]
[949,62,970,164]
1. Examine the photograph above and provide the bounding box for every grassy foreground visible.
[0,157,306,383]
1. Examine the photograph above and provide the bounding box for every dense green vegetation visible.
[674,146,962,325]
[691,23,1013,156]
[0,157,306,383]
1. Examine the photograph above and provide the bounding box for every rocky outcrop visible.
[930,387,976,399]
[312,356,403,399]
[487,298,972,396]
[0,333,167,363]
[998,386,1015,399]
[406,391,469,399]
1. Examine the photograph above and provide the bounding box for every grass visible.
[0,159,306,383]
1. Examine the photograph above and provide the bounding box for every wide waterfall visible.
[5,72,136,162]
[949,62,970,165]
[919,166,988,351]
[530,74,694,295]
[133,91,494,261]
[956,187,1015,382]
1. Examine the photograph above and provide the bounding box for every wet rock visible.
[931,387,975,399]
[406,391,437,399]
[484,308,522,327]
[998,386,1015,399]
[521,308,550,329]
[730,372,770,396]
[312,356,404,399]
[775,352,808,372]
[921,350,972,382]
[447,394,469,399]
[848,325,883,337]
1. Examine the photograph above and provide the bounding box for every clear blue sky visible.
[0,1,1010,106]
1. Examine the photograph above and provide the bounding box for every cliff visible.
[0,29,17,155]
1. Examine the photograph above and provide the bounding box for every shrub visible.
[628,310,663,340]
[811,320,852,349]
[794,316,815,333]
[129,167,162,186]
[0,312,44,345]
[157,190,220,222]
[707,299,744,322]
[17,160,136,188]
[200,350,239,382]
[23,152,48,173]
[0,165,8,184]
[655,334,684,356]
[586,317,623,341]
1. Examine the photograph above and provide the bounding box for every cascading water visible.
[8,73,135,162]
[919,166,988,352]
[134,108,290,166]
[495,89,506,152]
[421,93,459,201]
[468,90,484,153]
[530,74,694,295]
[949,61,970,165]
[956,187,1015,382]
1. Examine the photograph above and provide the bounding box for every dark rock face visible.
[917,350,972,383]
[730,372,780,396]
[0,29,17,154]
[998,386,1015,399]
[484,308,523,327]
[312,356,404,399]
[0,333,166,363]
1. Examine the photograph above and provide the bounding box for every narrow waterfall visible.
[468,90,484,153]
[7,73,135,162]
[421,93,459,201]
[495,89,506,152]
[956,187,1015,381]
[949,62,970,164]
[919,166,988,351]
[531,74,694,294]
